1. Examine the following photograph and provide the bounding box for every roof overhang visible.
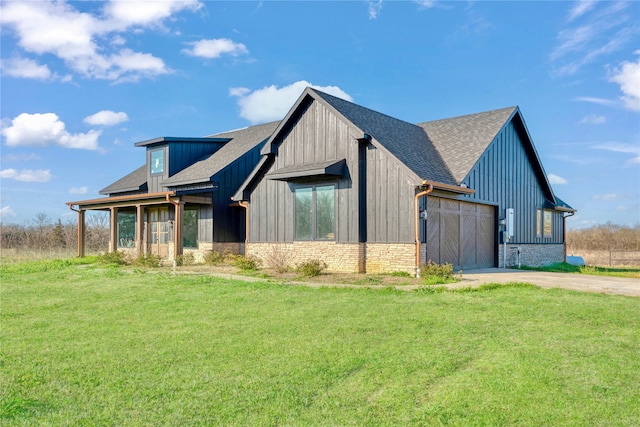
[266,159,346,181]
[67,191,177,210]
[420,179,475,194]
[134,137,231,148]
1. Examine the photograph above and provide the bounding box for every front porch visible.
[66,192,211,260]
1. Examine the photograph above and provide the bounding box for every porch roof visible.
[67,191,177,210]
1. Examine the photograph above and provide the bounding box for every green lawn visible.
[2,259,639,426]
[520,262,640,279]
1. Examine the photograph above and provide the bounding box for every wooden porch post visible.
[109,207,118,252]
[77,210,85,257]
[174,201,184,259]
[136,204,145,256]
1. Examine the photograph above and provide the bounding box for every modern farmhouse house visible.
[67,87,575,273]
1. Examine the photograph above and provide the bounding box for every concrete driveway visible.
[459,268,640,297]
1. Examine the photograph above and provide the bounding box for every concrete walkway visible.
[459,268,640,297]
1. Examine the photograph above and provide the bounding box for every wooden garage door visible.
[425,198,495,270]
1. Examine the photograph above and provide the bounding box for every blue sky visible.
[1,0,638,229]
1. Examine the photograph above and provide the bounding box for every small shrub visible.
[420,261,460,285]
[231,255,262,271]
[132,253,161,268]
[263,245,291,274]
[204,250,225,265]
[97,251,127,265]
[295,259,327,277]
[176,253,195,267]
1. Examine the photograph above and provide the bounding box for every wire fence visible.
[567,250,640,267]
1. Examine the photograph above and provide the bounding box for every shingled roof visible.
[311,89,457,186]
[416,106,517,183]
[162,120,280,188]
[99,165,147,195]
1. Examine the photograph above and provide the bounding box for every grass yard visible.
[520,262,640,279]
[1,259,639,426]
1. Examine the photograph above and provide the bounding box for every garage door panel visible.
[442,213,460,266]
[426,211,440,264]
[427,198,495,270]
[462,214,477,268]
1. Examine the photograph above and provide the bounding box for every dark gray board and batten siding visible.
[248,100,418,244]
[146,141,226,194]
[460,118,563,244]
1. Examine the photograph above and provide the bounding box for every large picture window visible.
[117,211,136,248]
[295,184,335,240]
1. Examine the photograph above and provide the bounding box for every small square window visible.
[150,149,164,174]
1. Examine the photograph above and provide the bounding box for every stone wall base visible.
[185,242,243,264]
[246,242,416,274]
[499,243,565,268]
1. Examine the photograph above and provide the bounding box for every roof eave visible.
[421,179,475,194]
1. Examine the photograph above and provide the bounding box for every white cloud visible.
[229,81,353,124]
[68,186,89,194]
[368,0,383,19]
[579,114,606,124]
[568,0,596,22]
[0,168,52,183]
[414,0,438,9]
[0,206,17,219]
[102,0,202,30]
[592,193,619,201]
[592,142,640,155]
[609,55,640,112]
[1,113,101,150]
[183,38,248,59]
[592,142,640,166]
[84,110,129,126]
[1,57,52,80]
[548,173,568,185]
[0,0,201,82]
[550,2,636,76]
[573,96,616,107]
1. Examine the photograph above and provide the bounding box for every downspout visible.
[165,193,181,260]
[238,201,249,256]
[414,184,434,277]
[563,211,575,262]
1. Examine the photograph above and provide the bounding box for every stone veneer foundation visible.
[246,242,416,275]
[499,243,565,268]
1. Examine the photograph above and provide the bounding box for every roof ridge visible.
[309,87,424,131]
[207,119,282,138]
[416,106,517,126]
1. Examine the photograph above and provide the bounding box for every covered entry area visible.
[66,192,207,260]
[426,197,496,270]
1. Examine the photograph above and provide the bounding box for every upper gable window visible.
[150,149,164,174]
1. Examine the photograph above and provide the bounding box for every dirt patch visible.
[170,264,424,288]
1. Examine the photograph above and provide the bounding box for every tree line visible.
[566,222,640,251]
[1,214,638,255]
[1,213,109,254]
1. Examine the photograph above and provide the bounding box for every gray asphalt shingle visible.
[416,107,517,183]
[161,121,280,187]
[99,165,146,195]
